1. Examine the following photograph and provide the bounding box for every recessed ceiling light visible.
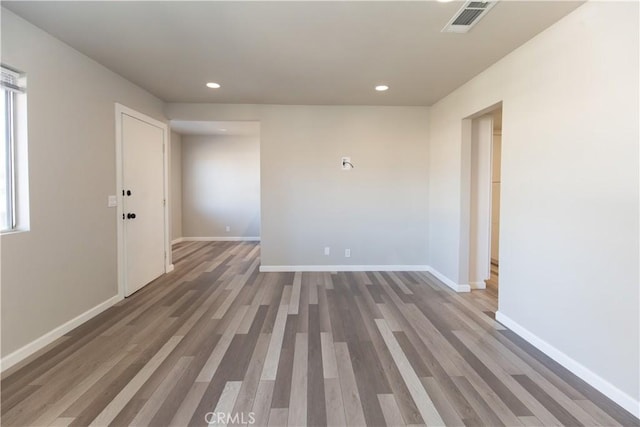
[206,82,221,89]
[375,85,389,92]
[219,129,227,132]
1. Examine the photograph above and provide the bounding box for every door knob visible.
[126,190,132,196]
[127,213,136,219]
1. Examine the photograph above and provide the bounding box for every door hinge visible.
[163,199,166,206]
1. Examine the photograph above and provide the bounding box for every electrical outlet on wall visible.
[324,247,330,256]
[345,249,351,258]
[225,226,231,232]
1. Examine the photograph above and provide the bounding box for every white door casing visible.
[469,115,494,286]
[115,104,173,298]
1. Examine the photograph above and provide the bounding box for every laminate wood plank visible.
[1,376,42,412]
[357,283,384,320]
[333,275,370,343]
[387,272,414,295]
[307,305,327,426]
[322,272,334,289]
[451,375,506,427]
[367,283,385,304]
[402,304,466,377]
[268,408,288,427]
[455,361,525,426]
[462,331,600,425]
[394,331,432,378]
[29,348,133,427]
[261,283,289,334]
[207,381,243,427]
[519,415,545,426]
[489,330,588,401]
[334,342,367,427]
[270,314,298,409]
[196,305,249,382]
[237,298,264,335]
[375,318,445,426]
[326,288,346,343]
[129,356,193,426]
[309,281,319,305]
[287,332,308,427]
[378,303,404,332]
[352,293,424,425]
[324,378,347,427]
[450,331,561,425]
[378,393,406,426]
[420,376,467,427]
[320,332,338,379]
[60,354,146,420]
[49,417,75,427]
[231,333,271,417]
[88,335,183,426]
[316,285,332,333]
[288,272,302,315]
[348,339,388,426]
[454,329,524,376]
[228,306,269,382]
[108,398,147,427]
[151,342,217,427]
[250,380,275,427]
[297,281,310,333]
[261,299,290,381]
[169,382,209,426]
[574,399,623,427]
[513,374,583,427]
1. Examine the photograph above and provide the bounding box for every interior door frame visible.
[115,103,173,299]
[460,101,502,291]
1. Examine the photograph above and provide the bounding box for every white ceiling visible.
[3,1,582,106]
[171,120,260,137]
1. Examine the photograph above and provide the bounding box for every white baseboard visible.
[469,281,487,290]
[171,237,185,245]
[426,267,471,292]
[166,264,175,273]
[0,294,122,373]
[495,311,640,418]
[260,264,474,294]
[259,265,430,273]
[182,236,260,242]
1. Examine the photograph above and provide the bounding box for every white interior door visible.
[122,113,166,296]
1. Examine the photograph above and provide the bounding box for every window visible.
[1,65,27,233]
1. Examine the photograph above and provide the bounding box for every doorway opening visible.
[461,103,502,296]
[487,109,501,293]
[168,120,261,260]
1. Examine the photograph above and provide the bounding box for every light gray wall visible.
[170,131,183,241]
[0,9,165,358]
[182,134,260,239]
[428,2,638,409]
[165,104,430,267]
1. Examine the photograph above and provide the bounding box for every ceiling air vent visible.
[442,1,496,33]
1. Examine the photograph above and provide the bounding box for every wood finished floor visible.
[2,241,638,427]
